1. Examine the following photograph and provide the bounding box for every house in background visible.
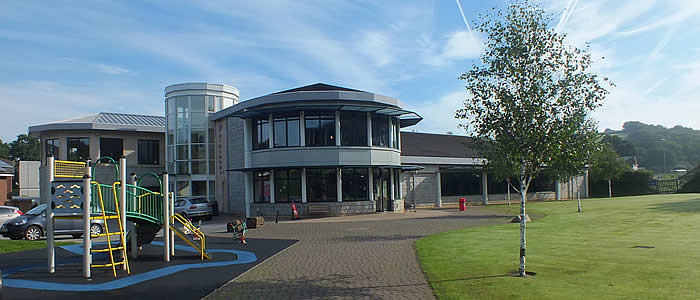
[0,159,15,205]
[29,112,166,205]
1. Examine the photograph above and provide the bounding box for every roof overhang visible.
[29,123,165,136]
[400,156,487,166]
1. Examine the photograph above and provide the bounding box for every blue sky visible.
[1,0,699,142]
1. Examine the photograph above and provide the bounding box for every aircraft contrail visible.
[455,0,473,37]
[556,0,579,33]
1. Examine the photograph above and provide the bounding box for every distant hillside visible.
[604,121,700,173]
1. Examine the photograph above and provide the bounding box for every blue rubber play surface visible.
[1,237,297,300]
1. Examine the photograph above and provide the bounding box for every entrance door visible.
[374,168,392,212]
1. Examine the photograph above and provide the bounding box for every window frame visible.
[66,137,90,162]
[252,118,270,150]
[340,111,368,146]
[305,168,337,202]
[99,137,123,160]
[253,170,271,203]
[342,168,369,201]
[371,114,390,148]
[46,138,59,159]
[137,139,160,165]
[273,114,301,148]
[274,168,302,203]
[304,111,336,147]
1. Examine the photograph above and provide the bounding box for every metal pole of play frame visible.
[162,172,170,262]
[85,160,92,265]
[170,192,175,257]
[119,156,127,270]
[83,174,92,279]
[130,173,138,258]
[47,155,55,273]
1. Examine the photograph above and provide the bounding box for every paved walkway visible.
[203,207,512,300]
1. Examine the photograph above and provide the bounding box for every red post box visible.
[459,198,466,211]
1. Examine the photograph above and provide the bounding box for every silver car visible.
[174,197,213,221]
[0,206,23,226]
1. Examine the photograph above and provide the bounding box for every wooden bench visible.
[306,204,330,217]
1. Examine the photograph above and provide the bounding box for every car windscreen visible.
[25,204,47,215]
[188,198,209,204]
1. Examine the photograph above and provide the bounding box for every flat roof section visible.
[400,132,481,158]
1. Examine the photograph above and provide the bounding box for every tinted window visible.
[274,169,302,203]
[25,204,46,215]
[305,112,335,146]
[138,140,160,165]
[273,114,300,148]
[306,168,337,202]
[253,118,270,150]
[340,111,367,146]
[100,138,123,160]
[342,168,369,201]
[372,114,389,147]
[188,197,208,204]
[254,170,271,203]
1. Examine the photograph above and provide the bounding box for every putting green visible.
[416,194,700,299]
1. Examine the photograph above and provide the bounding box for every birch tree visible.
[456,1,610,277]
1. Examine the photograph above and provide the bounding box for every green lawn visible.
[416,194,700,299]
[0,240,76,254]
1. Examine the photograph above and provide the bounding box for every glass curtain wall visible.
[166,94,224,202]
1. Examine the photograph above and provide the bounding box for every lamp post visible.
[660,138,667,175]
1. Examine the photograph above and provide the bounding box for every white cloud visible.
[424,31,482,67]
[407,89,469,135]
[0,80,160,141]
[97,63,128,75]
[359,31,392,66]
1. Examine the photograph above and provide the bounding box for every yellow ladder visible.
[89,182,130,277]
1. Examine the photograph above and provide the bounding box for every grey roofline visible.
[29,112,165,135]
[164,82,239,98]
[211,89,412,121]
[29,123,165,135]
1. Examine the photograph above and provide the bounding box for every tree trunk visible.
[608,178,612,198]
[519,164,527,277]
[576,176,581,213]
[506,178,511,206]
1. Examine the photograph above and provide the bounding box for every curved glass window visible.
[254,170,271,203]
[306,168,337,202]
[340,111,367,146]
[273,114,300,148]
[342,168,369,201]
[274,169,302,203]
[372,114,389,147]
[305,112,335,146]
[253,118,270,150]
